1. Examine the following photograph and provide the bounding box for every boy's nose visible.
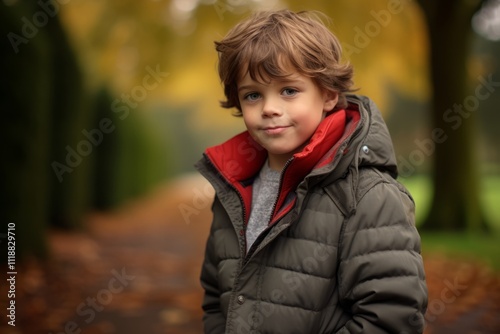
[261,98,283,118]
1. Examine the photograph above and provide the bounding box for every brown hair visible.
[215,9,355,116]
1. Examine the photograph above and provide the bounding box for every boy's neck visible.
[268,155,287,171]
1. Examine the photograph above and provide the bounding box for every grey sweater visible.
[246,161,280,252]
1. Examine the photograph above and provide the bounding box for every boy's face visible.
[237,70,338,171]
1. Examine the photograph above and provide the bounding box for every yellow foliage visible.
[59,0,430,127]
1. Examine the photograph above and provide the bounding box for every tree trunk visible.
[418,0,489,231]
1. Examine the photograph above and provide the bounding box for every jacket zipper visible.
[269,158,293,223]
[245,158,294,260]
[204,155,248,253]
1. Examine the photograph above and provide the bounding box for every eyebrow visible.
[237,85,256,92]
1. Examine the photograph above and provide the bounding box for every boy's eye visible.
[282,88,298,96]
[244,92,261,101]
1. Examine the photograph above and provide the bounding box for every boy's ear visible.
[323,90,339,112]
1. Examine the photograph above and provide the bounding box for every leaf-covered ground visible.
[1,174,499,334]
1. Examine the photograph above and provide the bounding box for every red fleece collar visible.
[205,108,359,224]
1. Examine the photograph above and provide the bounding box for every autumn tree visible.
[1,0,93,258]
[417,0,490,231]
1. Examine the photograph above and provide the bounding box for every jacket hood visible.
[346,95,398,177]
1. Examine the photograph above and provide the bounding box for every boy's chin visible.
[266,146,304,158]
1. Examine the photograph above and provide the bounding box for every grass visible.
[400,174,500,271]
[418,232,500,270]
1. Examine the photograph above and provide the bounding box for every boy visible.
[195,9,427,333]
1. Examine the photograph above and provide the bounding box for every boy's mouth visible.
[262,125,290,135]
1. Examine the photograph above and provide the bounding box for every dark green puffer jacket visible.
[195,95,428,333]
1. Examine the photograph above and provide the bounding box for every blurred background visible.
[1,0,499,333]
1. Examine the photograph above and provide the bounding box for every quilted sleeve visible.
[335,180,428,334]
[200,197,226,333]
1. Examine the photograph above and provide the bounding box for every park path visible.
[1,173,499,333]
